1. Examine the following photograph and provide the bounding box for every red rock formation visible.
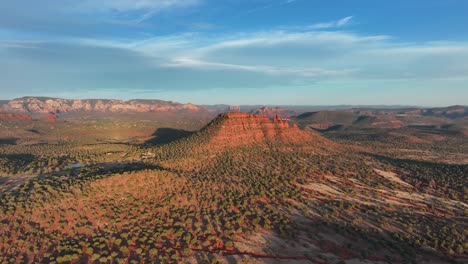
[3,97,206,114]
[45,115,58,122]
[201,112,324,148]
[0,111,33,121]
[228,106,241,112]
[251,107,297,118]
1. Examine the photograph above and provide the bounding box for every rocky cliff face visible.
[0,111,33,121]
[200,112,324,148]
[3,97,205,114]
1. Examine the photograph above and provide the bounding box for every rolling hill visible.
[293,106,468,132]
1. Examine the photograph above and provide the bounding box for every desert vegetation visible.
[0,111,466,263]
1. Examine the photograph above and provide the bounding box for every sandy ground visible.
[374,169,412,187]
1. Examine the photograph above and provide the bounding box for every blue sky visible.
[1,0,467,105]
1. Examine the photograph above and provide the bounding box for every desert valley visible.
[1,1,468,263]
[0,97,466,263]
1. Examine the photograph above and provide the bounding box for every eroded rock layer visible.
[201,112,324,147]
[3,97,204,114]
[0,111,33,121]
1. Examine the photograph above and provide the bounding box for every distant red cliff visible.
[3,97,206,114]
[0,111,33,121]
[250,107,297,118]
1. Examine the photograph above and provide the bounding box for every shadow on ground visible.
[0,137,18,145]
[145,128,194,145]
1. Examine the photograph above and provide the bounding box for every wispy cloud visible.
[245,0,299,14]
[162,57,357,77]
[192,30,389,56]
[308,16,354,30]
[2,11,468,102]
[0,40,44,49]
[76,0,202,24]
[73,27,468,82]
[0,0,203,31]
[76,0,200,13]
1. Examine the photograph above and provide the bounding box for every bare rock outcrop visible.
[250,107,297,119]
[0,111,33,121]
[3,97,206,114]
[201,112,326,148]
[45,114,58,122]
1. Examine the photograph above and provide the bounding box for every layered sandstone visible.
[0,111,33,121]
[201,112,319,148]
[3,97,205,114]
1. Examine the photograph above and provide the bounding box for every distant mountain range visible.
[2,97,204,114]
[202,104,422,114]
[249,106,297,118]
[1,97,466,123]
[293,106,467,131]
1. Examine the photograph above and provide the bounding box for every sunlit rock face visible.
[0,111,33,121]
[45,114,57,122]
[3,97,205,114]
[202,112,321,148]
[250,106,297,119]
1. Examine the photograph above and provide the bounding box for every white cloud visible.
[162,57,357,77]
[0,40,44,49]
[308,16,354,30]
[73,27,468,82]
[368,43,468,56]
[197,30,388,51]
[4,14,468,90]
[245,0,299,14]
[76,0,200,13]
[79,33,199,54]
[74,0,201,24]
[336,16,353,27]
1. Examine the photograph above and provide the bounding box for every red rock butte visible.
[202,112,323,148]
